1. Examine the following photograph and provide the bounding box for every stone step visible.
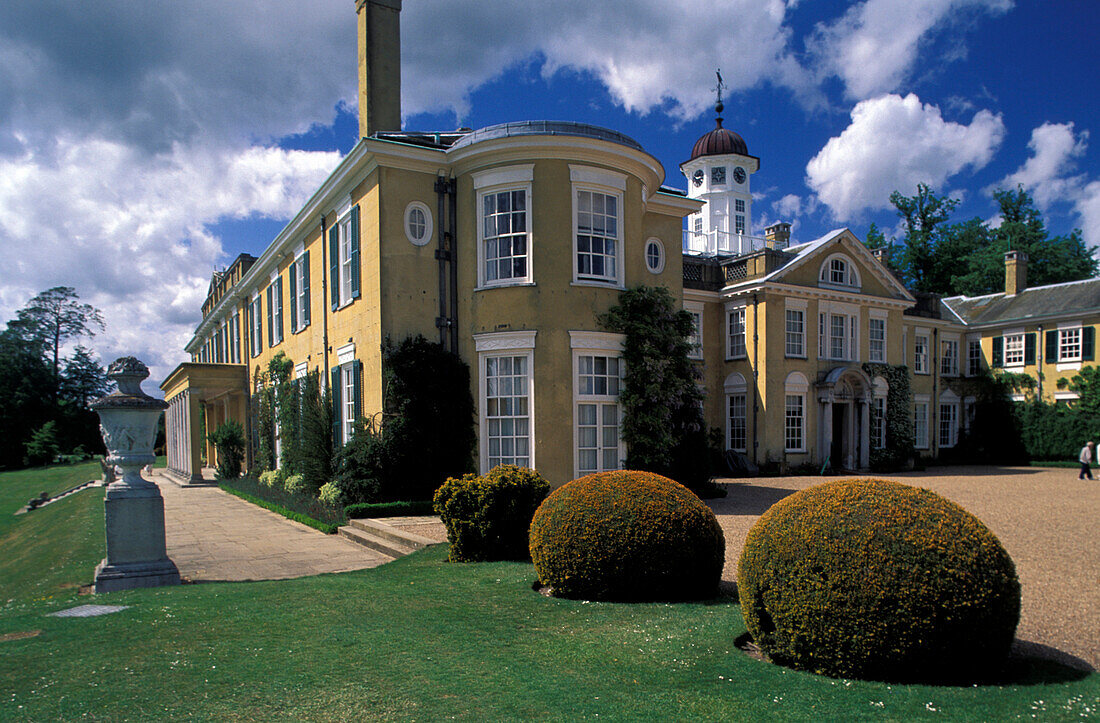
[337,526,407,559]
[346,517,436,551]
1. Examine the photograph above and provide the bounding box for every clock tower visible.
[680,96,759,256]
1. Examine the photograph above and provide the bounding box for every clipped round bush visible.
[529,470,725,601]
[433,465,550,562]
[738,479,1020,682]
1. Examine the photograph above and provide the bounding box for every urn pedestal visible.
[92,358,180,593]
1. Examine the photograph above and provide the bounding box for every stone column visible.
[93,357,180,593]
[859,399,871,469]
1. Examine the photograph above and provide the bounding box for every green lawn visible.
[1,464,1098,721]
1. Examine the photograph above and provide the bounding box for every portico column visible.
[186,389,205,484]
[820,394,833,467]
[859,399,870,469]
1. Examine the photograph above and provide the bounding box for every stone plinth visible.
[92,357,180,593]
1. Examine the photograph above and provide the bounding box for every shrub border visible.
[344,500,436,519]
[219,483,340,534]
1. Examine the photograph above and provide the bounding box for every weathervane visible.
[713,69,727,127]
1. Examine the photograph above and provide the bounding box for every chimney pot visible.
[1005,249,1028,296]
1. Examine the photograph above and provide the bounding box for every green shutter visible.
[1045,330,1058,363]
[992,336,1003,368]
[266,286,273,348]
[1024,333,1036,366]
[353,359,363,423]
[1085,326,1095,361]
[331,366,342,447]
[302,250,311,327]
[350,205,361,300]
[289,262,298,333]
[329,225,339,311]
[275,278,283,343]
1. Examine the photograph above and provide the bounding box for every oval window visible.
[645,238,665,274]
[404,202,433,246]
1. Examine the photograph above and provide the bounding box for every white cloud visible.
[805,93,1005,220]
[0,139,339,385]
[990,122,1100,247]
[808,0,1012,100]
[775,193,808,219]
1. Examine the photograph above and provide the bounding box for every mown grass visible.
[0,463,1097,721]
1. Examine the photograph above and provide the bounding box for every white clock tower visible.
[681,97,760,256]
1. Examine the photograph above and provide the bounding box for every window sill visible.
[725,355,748,362]
[784,449,807,454]
[785,353,807,360]
[292,326,310,335]
[571,279,623,290]
[1057,361,1082,372]
[476,281,537,292]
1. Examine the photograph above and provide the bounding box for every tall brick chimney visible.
[356,0,402,139]
[764,222,791,249]
[1005,249,1028,296]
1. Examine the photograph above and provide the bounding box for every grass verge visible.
[219,484,341,534]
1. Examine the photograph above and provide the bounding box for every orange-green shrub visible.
[529,470,725,601]
[433,465,549,562]
[738,479,1020,682]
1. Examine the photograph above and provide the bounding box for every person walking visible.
[1079,441,1095,480]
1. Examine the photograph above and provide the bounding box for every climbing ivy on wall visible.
[862,362,914,471]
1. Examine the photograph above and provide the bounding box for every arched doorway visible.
[816,366,873,471]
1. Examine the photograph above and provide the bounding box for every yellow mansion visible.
[161,0,1100,486]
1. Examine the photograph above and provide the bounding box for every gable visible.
[771,230,912,302]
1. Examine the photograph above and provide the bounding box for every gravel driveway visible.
[706,465,1100,671]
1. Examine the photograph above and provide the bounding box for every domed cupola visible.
[689,117,749,160]
[680,87,762,256]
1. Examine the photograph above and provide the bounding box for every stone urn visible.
[91,357,180,593]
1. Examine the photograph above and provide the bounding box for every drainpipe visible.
[320,214,330,393]
[448,176,459,353]
[751,292,759,467]
[1037,324,1044,400]
[435,175,449,347]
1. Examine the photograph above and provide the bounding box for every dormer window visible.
[819,254,860,289]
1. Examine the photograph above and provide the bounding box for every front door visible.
[832,402,848,470]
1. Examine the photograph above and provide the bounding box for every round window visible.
[404,202,433,246]
[645,238,665,274]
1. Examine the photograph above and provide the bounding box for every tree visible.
[891,184,959,292]
[598,286,715,494]
[15,287,104,401]
[60,345,110,408]
[24,421,60,467]
[0,326,54,468]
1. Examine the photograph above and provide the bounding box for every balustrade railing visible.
[683,229,784,257]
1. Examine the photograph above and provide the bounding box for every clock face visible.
[692,169,704,186]
[733,166,747,184]
[711,166,726,184]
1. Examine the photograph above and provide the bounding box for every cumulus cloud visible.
[805,93,1005,220]
[1078,182,1100,248]
[808,0,1013,100]
[0,140,338,384]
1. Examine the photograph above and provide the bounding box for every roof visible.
[689,118,749,161]
[943,277,1100,326]
[449,121,643,152]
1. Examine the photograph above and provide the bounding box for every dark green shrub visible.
[433,465,549,562]
[529,470,724,601]
[738,479,1020,682]
[331,416,385,505]
[219,476,346,531]
[208,420,246,480]
[23,421,60,467]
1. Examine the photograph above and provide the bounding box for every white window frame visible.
[914,400,929,449]
[726,304,747,360]
[785,300,807,358]
[335,200,355,309]
[940,338,959,376]
[570,331,626,479]
[724,372,748,453]
[868,312,887,363]
[644,237,665,274]
[939,401,959,448]
[818,301,859,362]
[570,165,626,288]
[293,254,309,333]
[474,166,534,289]
[268,277,283,347]
[784,372,808,453]
[818,253,861,290]
[249,295,263,358]
[967,337,982,376]
[341,362,357,444]
[1059,326,1082,363]
[914,333,929,374]
[404,201,433,247]
[474,331,537,474]
[685,301,704,360]
[1004,332,1025,367]
[229,311,241,364]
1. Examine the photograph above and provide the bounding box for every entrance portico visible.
[160,363,249,485]
[816,366,872,471]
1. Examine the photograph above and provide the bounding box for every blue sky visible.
[1,0,1097,383]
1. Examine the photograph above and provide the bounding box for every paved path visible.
[155,472,390,582]
[708,466,1100,672]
